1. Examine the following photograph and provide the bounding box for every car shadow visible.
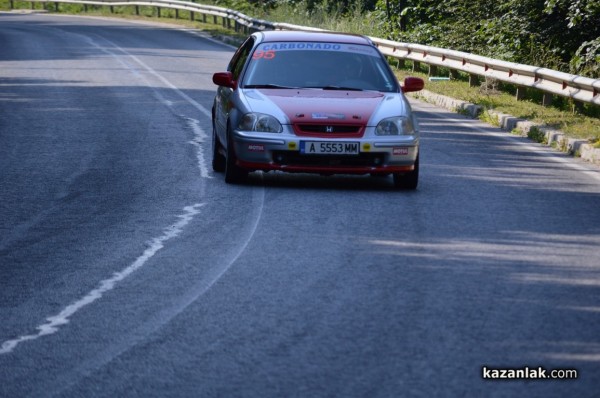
[241,171,417,192]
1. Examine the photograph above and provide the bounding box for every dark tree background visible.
[378,0,599,77]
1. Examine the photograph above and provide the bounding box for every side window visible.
[228,37,255,81]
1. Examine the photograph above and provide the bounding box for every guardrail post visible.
[412,61,420,73]
[203,14,206,23]
[214,15,217,24]
[516,87,526,100]
[55,2,59,12]
[175,10,179,19]
[469,74,478,87]
[10,0,13,9]
[110,6,114,13]
[449,69,459,80]
[542,93,552,106]
[396,59,405,69]
[190,11,194,21]
[428,65,438,76]
[31,1,35,10]
[135,5,139,16]
[157,7,161,18]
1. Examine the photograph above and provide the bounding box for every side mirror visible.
[401,77,425,93]
[212,72,236,89]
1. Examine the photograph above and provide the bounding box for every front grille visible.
[296,124,361,134]
[272,151,385,167]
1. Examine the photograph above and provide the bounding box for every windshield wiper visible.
[244,84,297,89]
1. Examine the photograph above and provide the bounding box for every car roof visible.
[255,30,373,46]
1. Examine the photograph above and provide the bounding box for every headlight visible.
[239,113,282,133]
[375,117,415,136]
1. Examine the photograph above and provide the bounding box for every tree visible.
[544,0,600,76]
[373,0,598,76]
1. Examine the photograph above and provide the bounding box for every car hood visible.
[240,89,408,126]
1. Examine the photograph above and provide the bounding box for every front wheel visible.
[393,155,419,190]
[224,132,248,184]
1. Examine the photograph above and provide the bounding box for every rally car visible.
[211,30,424,189]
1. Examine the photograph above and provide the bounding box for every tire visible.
[393,155,419,190]
[224,131,248,184]
[212,125,226,172]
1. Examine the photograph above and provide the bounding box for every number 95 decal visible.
[252,50,276,60]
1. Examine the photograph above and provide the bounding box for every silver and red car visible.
[211,30,424,189]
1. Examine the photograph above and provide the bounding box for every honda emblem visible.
[325,126,334,133]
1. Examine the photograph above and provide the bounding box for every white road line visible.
[0,203,205,355]
[185,117,212,178]
[26,187,265,397]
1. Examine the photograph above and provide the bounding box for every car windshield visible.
[242,42,399,92]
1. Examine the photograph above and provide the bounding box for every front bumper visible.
[230,128,419,175]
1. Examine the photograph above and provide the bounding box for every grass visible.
[2,0,599,144]
[251,1,383,37]
[393,65,600,143]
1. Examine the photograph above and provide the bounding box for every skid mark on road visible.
[0,203,205,355]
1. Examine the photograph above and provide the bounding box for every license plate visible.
[300,141,359,155]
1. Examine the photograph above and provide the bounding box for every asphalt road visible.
[1,12,600,398]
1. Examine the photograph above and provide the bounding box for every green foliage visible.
[267,0,600,78]
[528,126,547,144]
[315,0,599,78]
[273,0,375,16]
[570,37,600,77]
[543,0,600,75]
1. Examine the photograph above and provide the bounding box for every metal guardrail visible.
[13,0,278,31]
[370,38,600,106]
[10,0,600,106]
